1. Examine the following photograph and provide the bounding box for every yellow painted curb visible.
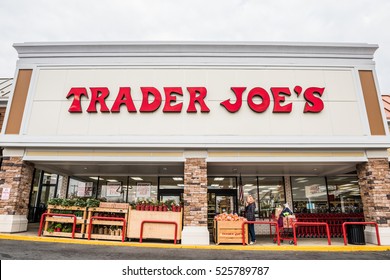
[1,234,389,252]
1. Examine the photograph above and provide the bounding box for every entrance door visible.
[207,189,238,230]
[28,171,59,222]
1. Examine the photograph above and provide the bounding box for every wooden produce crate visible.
[87,206,129,241]
[127,209,183,241]
[214,220,248,245]
[43,205,87,239]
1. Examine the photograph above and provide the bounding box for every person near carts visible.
[245,195,256,245]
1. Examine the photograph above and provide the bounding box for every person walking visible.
[245,195,256,245]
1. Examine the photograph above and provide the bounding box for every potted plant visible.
[162,202,168,212]
[54,223,62,232]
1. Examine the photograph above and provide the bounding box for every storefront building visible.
[0,42,390,245]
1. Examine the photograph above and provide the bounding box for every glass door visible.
[207,189,237,231]
[28,171,59,222]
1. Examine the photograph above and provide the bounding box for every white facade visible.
[1,42,390,245]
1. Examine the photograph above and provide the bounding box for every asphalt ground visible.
[0,234,389,260]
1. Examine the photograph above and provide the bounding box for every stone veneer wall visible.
[0,157,34,215]
[357,158,390,227]
[183,158,208,227]
[58,175,68,199]
[284,176,293,207]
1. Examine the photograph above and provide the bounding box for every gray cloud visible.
[1,0,389,92]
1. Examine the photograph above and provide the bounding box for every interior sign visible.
[66,86,324,114]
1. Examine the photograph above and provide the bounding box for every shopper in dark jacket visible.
[245,195,256,244]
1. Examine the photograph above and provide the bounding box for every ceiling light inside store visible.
[131,177,143,181]
[177,184,185,187]
[173,177,183,181]
[211,184,219,187]
[214,177,224,181]
[89,177,99,180]
[243,184,253,187]
[106,179,118,182]
[258,177,265,180]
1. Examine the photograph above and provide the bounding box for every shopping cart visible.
[274,215,296,245]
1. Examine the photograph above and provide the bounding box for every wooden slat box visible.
[127,209,182,241]
[214,220,248,245]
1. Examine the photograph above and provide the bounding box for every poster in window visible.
[84,182,93,197]
[136,182,151,198]
[105,182,122,197]
[77,182,86,197]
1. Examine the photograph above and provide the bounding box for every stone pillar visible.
[284,176,293,207]
[58,175,69,199]
[181,156,209,245]
[357,158,390,245]
[0,156,34,233]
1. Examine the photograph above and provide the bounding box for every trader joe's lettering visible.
[66,86,324,114]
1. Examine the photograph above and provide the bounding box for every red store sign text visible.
[66,86,324,114]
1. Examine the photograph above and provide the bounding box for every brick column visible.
[0,157,34,233]
[58,175,69,199]
[181,157,209,245]
[284,176,293,207]
[357,158,390,245]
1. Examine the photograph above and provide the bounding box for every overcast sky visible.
[1,0,389,93]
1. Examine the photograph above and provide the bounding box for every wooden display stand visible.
[127,208,183,241]
[86,204,129,241]
[43,205,87,238]
[213,220,248,245]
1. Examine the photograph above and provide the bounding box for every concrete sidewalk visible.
[1,223,388,252]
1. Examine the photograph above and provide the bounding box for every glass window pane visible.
[43,172,58,185]
[292,176,328,213]
[127,176,158,203]
[29,169,41,208]
[98,176,129,202]
[327,176,362,213]
[240,176,257,216]
[159,177,184,189]
[68,177,97,198]
[207,177,236,189]
[257,177,285,218]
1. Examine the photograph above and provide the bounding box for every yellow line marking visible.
[1,234,389,252]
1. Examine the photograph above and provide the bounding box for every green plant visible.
[62,225,72,233]
[61,199,75,207]
[86,198,100,208]
[54,223,62,229]
[47,198,63,206]
[74,198,87,207]
[47,225,55,233]
[164,199,176,211]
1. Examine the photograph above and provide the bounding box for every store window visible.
[327,176,362,213]
[207,177,237,189]
[291,177,328,213]
[68,177,97,198]
[126,176,158,203]
[158,176,184,204]
[240,176,258,215]
[257,177,285,218]
[159,176,184,189]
